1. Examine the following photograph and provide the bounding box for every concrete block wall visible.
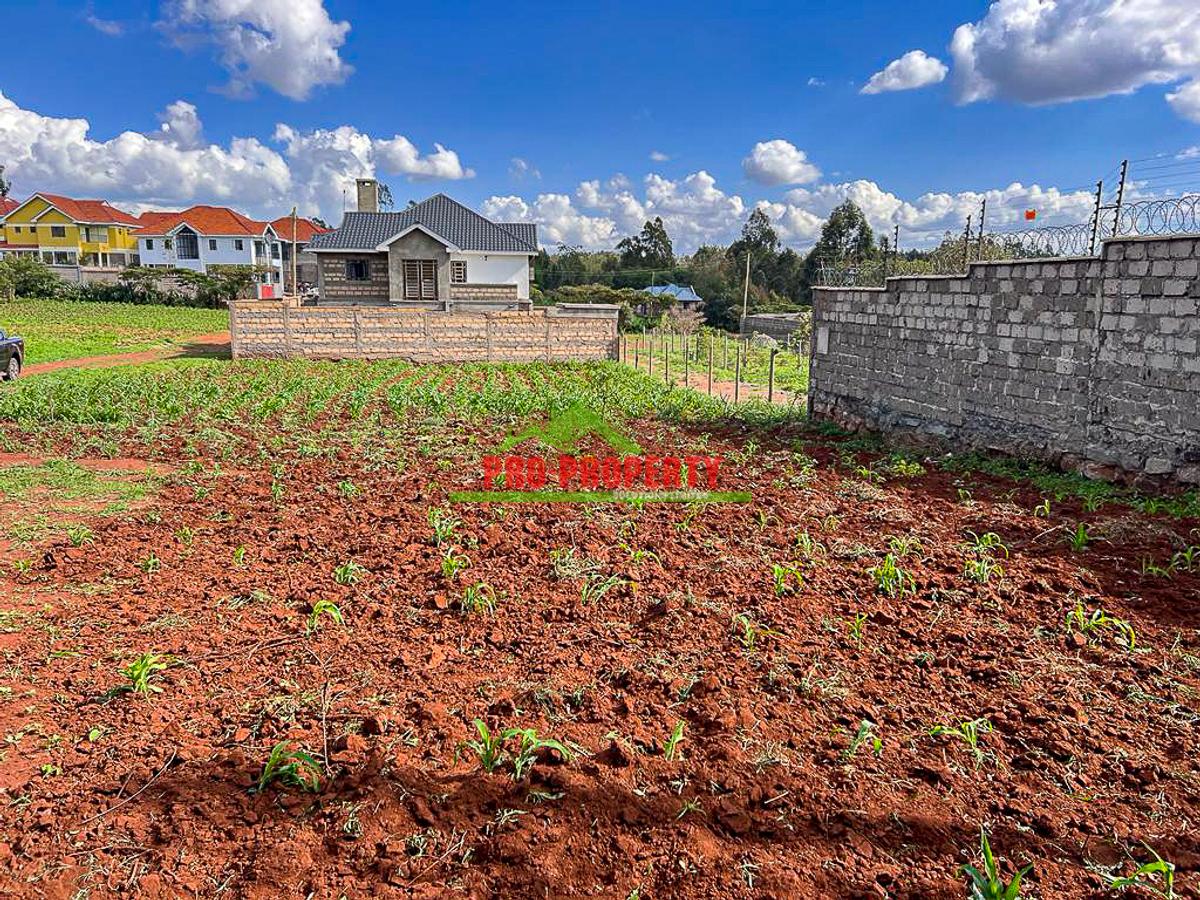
[810,235,1200,482]
[229,299,620,364]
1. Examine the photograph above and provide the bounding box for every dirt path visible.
[21,331,231,376]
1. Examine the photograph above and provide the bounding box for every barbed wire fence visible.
[817,156,1200,287]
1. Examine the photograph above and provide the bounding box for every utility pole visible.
[290,205,298,297]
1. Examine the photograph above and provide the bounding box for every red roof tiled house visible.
[135,205,285,287]
[0,192,142,266]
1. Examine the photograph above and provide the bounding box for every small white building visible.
[136,206,284,289]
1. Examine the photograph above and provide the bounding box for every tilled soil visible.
[0,419,1197,899]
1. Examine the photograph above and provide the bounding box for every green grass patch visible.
[0,299,228,363]
[942,451,1200,518]
[0,459,159,514]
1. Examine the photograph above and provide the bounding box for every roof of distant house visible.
[22,193,142,227]
[309,194,537,254]
[644,283,704,303]
[270,216,330,243]
[136,205,272,238]
[0,197,21,219]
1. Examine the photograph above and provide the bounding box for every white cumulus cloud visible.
[160,0,353,100]
[0,91,472,225]
[949,0,1200,120]
[649,150,670,162]
[1167,80,1200,123]
[861,50,948,94]
[742,139,821,186]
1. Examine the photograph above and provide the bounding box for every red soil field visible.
[0,420,1196,898]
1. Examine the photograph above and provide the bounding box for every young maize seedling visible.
[333,559,367,586]
[887,535,924,559]
[1068,522,1092,552]
[795,530,826,561]
[663,721,686,761]
[771,562,803,596]
[121,653,169,697]
[842,719,883,759]
[549,547,598,579]
[1032,499,1051,518]
[337,480,360,499]
[961,828,1033,900]
[441,549,471,581]
[1172,544,1199,572]
[307,599,344,634]
[580,573,625,605]
[1104,845,1175,898]
[174,526,194,548]
[504,727,572,781]
[65,524,94,547]
[1141,557,1175,578]
[465,719,508,773]
[428,507,461,546]
[462,582,498,616]
[965,531,1010,558]
[1065,600,1136,650]
[255,741,322,793]
[846,612,868,645]
[965,555,1005,585]
[732,613,780,652]
[270,480,285,503]
[232,545,247,566]
[139,552,161,575]
[930,718,992,767]
[868,553,915,598]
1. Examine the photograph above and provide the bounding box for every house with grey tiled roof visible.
[307,181,538,310]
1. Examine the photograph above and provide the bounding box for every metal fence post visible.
[1089,179,1104,255]
[962,214,973,271]
[1111,159,1128,238]
[976,198,987,259]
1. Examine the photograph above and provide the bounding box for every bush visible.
[0,257,265,308]
[0,256,71,301]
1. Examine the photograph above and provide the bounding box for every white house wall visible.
[137,236,284,282]
[454,253,530,299]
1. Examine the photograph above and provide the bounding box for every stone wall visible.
[741,312,810,347]
[809,235,1200,482]
[229,298,620,363]
[316,252,389,303]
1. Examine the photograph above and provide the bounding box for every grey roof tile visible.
[309,194,537,253]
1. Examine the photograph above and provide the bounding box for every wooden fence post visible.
[768,348,777,403]
[707,337,713,395]
[734,349,741,404]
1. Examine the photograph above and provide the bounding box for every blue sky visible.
[1,0,1198,250]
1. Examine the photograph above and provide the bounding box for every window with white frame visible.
[450,260,467,284]
[234,239,244,251]
[403,260,437,299]
[145,239,154,250]
[209,239,218,251]
[50,225,66,238]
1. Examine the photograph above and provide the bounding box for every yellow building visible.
[0,193,142,267]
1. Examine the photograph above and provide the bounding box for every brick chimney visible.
[356,178,379,213]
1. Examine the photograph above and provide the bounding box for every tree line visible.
[533,200,881,330]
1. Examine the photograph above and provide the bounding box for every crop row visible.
[0,358,801,432]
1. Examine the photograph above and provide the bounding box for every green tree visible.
[616,217,675,270]
[801,200,878,301]
[0,165,10,199]
[0,256,65,300]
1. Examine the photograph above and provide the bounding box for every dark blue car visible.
[0,328,24,380]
